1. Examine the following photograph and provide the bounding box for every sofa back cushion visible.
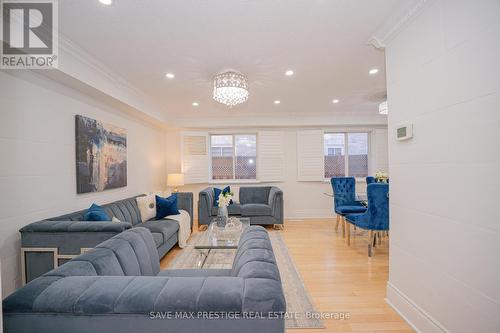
[103,197,142,225]
[46,228,160,277]
[231,226,281,282]
[50,196,142,225]
[239,187,271,205]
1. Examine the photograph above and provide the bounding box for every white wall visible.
[0,71,167,296]
[0,261,2,332]
[166,127,388,220]
[385,1,500,332]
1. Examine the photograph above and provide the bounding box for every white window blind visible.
[258,131,285,182]
[297,130,324,181]
[181,132,209,184]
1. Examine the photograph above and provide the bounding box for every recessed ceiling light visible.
[332,99,339,104]
[99,0,112,5]
[369,68,379,75]
[192,102,199,107]
[274,100,281,105]
[285,70,294,76]
[165,73,175,79]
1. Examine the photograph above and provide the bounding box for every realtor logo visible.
[1,0,58,69]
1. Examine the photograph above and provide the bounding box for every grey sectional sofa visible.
[198,186,283,227]
[3,226,286,333]
[19,192,193,284]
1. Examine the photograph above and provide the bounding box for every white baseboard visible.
[386,282,448,333]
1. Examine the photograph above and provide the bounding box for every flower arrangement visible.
[218,192,233,208]
[375,171,389,183]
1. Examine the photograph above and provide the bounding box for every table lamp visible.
[167,173,184,192]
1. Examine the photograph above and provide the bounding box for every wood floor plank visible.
[160,218,413,332]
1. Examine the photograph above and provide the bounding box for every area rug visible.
[166,231,324,329]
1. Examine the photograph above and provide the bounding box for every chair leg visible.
[377,232,382,245]
[368,230,373,257]
[346,221,351,246]
[341,217,346,238]
[335,215,340,232]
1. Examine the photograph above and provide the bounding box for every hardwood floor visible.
[160,219,414,333]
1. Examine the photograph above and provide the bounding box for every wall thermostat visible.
[396,123,413,141]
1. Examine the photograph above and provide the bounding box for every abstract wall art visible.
[75,115,127,194]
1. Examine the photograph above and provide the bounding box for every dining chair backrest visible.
[365,183,389,230]
[366,176,375,184]
[331,177,357,209]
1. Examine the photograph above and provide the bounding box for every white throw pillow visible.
[136,194,156,222]
[112,216,121,223]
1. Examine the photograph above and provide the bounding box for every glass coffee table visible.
[194,217,250,268]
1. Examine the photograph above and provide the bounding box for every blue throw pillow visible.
[156,194,180,219]
[213,186,232,206]
[83,203,111,221]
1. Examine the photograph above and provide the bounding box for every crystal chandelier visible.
[213,70,249,107]
[379,101,388,115]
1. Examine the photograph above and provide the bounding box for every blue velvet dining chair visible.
[330,177,367,237]
[345,183,389,256]
[366,176,375,184]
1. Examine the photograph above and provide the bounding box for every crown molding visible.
[171,113,388,129]
[369,0,433,49]
[55,32,166,123]
[58,34,143,98]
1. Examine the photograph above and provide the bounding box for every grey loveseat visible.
[3,226,286,333]
[198,186,283,227]
[19,192,193,284]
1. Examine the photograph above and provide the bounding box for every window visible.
[210,134,256,180]
[324,132,368,179]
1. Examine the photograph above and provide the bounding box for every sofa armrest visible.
[198,187,214,226]
[20,220,132,233]
[268,187,283,224]
[175,192,194,229]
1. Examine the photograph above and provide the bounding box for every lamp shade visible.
[167,173,184,187]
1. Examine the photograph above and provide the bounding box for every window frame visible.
[209,133,258,183]
[323,131,371,181]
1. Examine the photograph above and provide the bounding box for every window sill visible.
[323,178,367,183]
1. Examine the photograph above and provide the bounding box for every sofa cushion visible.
[45,261,97,278]
[151,232,163,248]
[66,228,160,277]
[83,204,111,221]
[71,248,125,276]
[239,187,270,204]
[102,197,142,225]
[228,203,242,215]
[156,194,180,219]
[241,203,272,216]
[211,203,242,216]
[139,219,179,245]
[213,186,231,206]
[136,194,156,222]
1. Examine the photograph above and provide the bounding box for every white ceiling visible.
[58,0,412,122]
